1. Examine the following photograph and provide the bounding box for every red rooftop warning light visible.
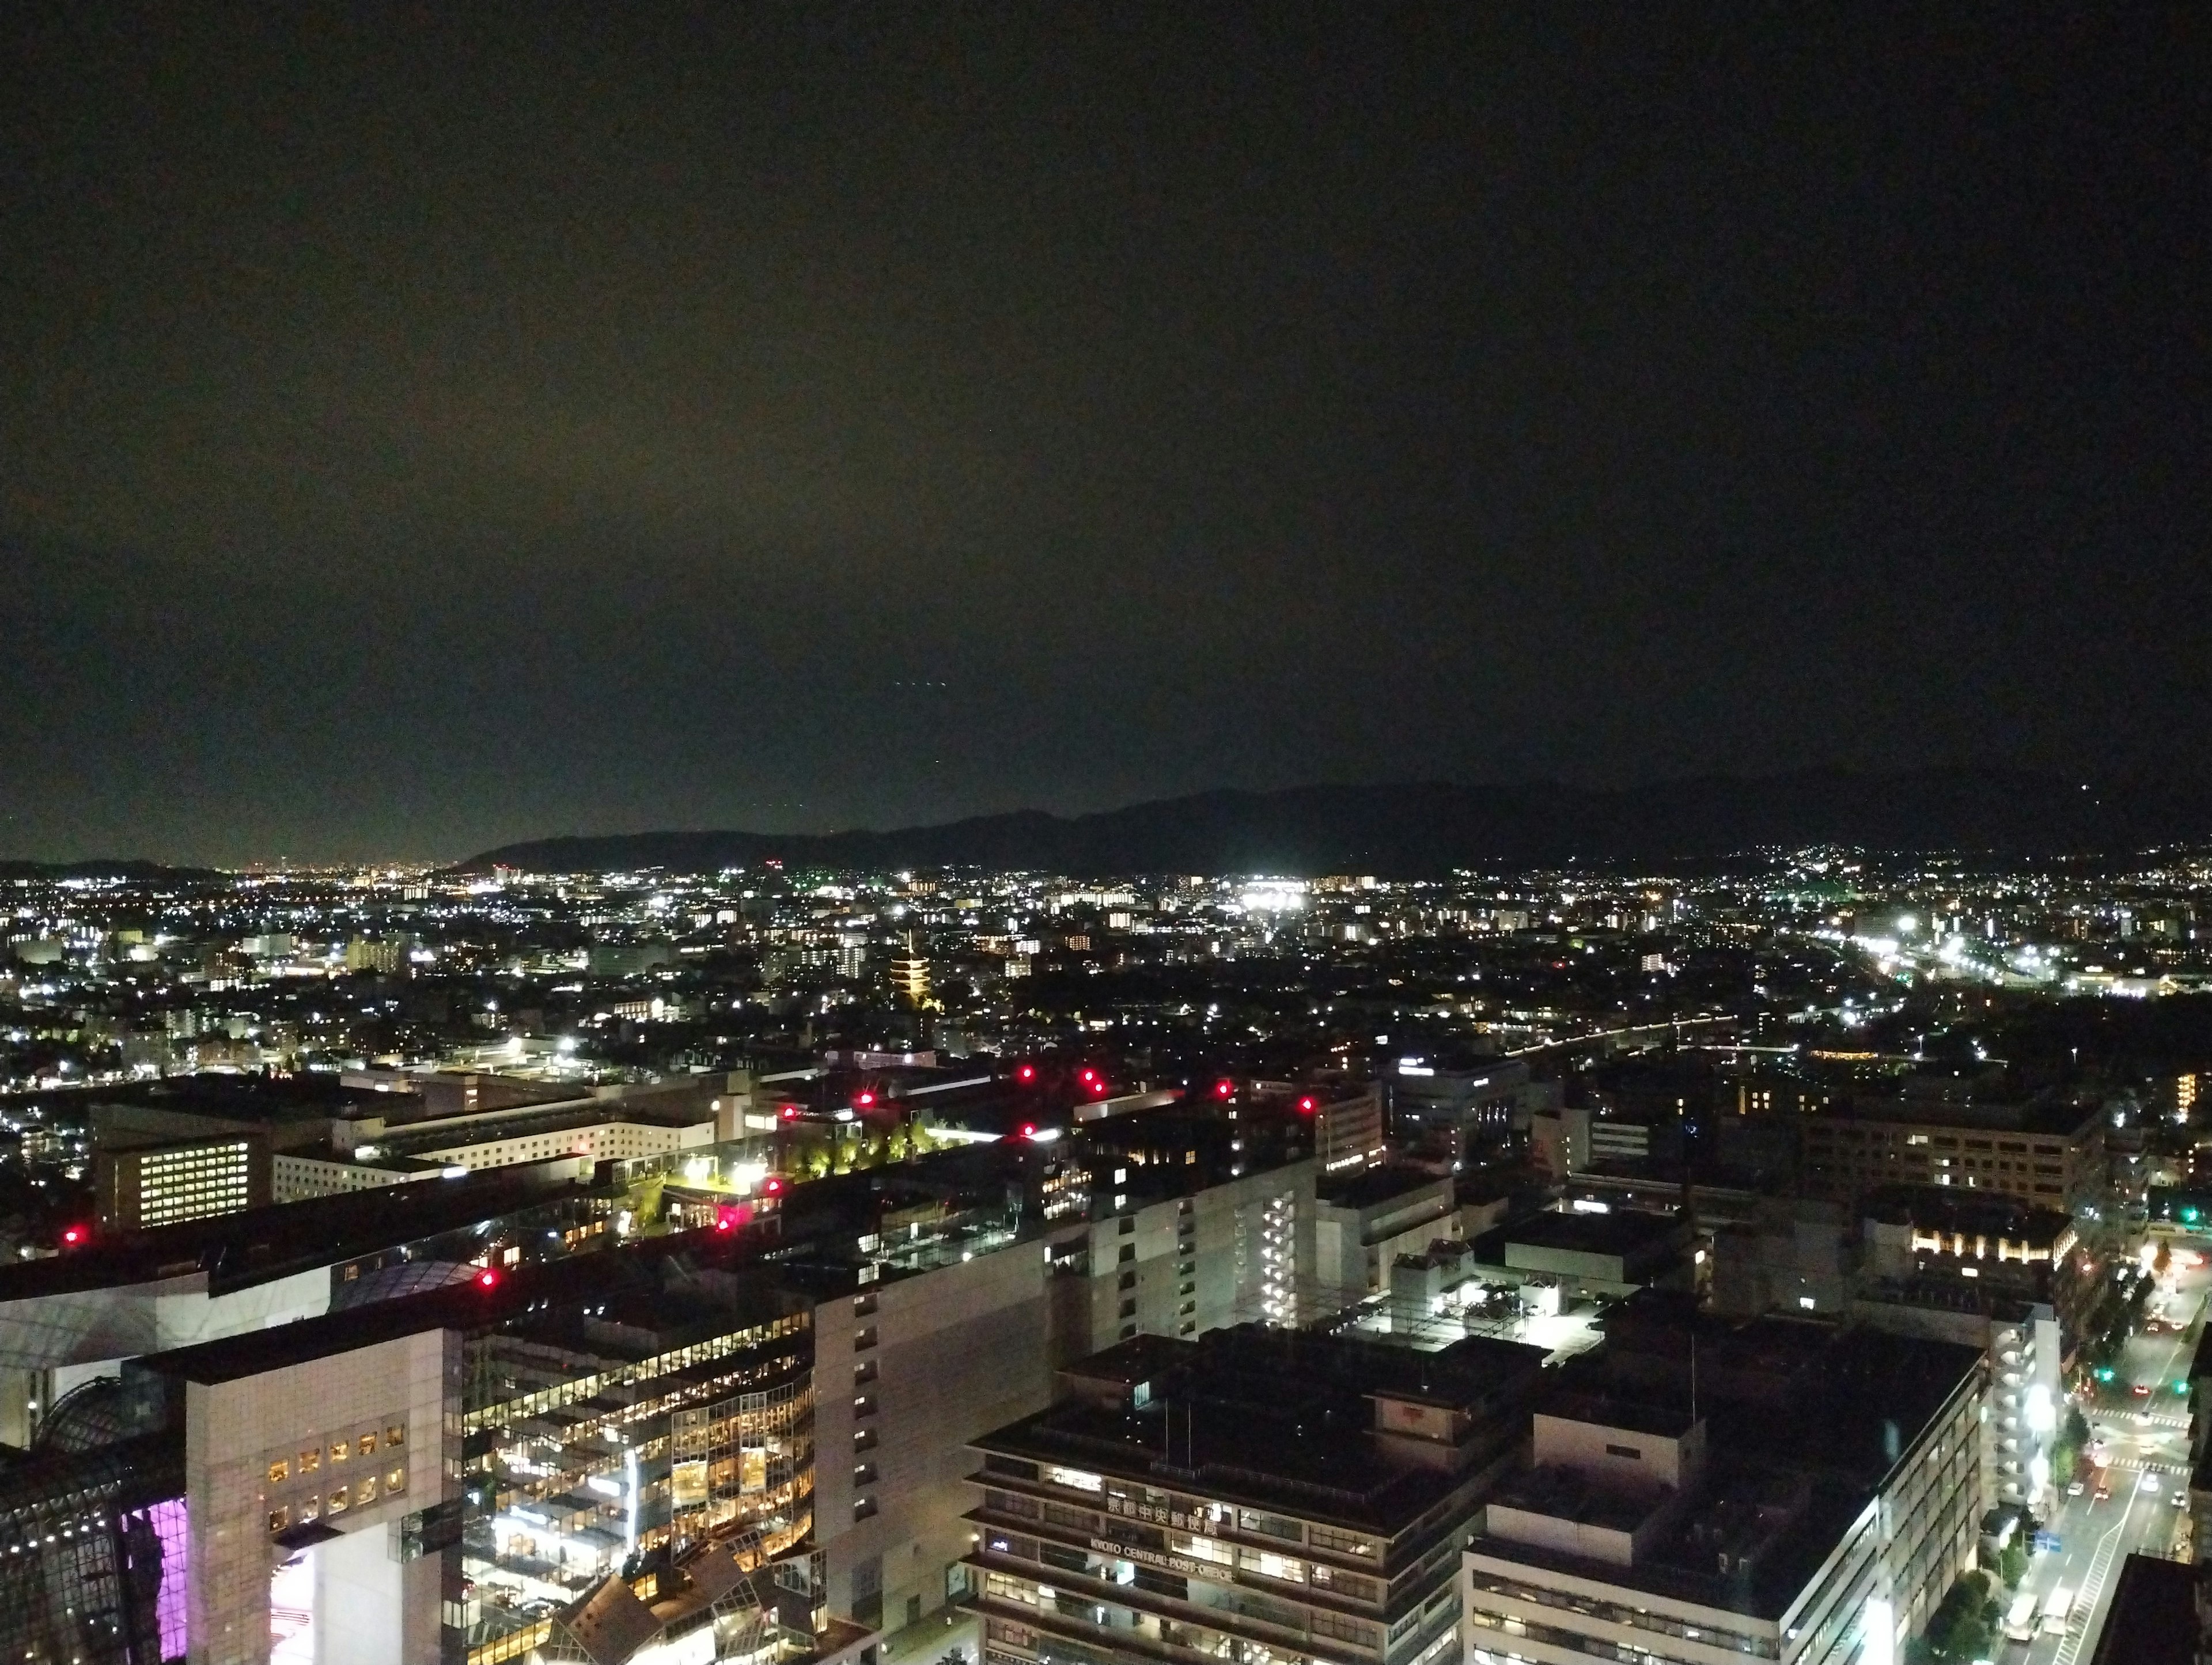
[476,1268,499,1290]
[855,1090,876,1108]
[1021,1123,1037,1139]
[1016,1063,1036,1082]
[780,1105,800,1120]
[1298,1095,1317,1114]
[1214,1080,1234,1099]
[763,1176,785,1195]
[59,1224,88,1249]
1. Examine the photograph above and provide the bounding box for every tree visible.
[1918,1570,2001,1663]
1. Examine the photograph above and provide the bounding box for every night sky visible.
[2,6,2206,864]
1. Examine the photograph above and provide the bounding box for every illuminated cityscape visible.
[0,845,2206,1662]
[5,6,2207,1664]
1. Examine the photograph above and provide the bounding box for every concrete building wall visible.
[1531,1412,1704,1491]
[1313,1174,1457,1315]
[1800,1116,2086,1212]
[271,1156,426,1202]
[810,1160,1323,1634]
[1076,1161,1320,1347]
[183,1326,454,1665]
[812,1247,1060,1636]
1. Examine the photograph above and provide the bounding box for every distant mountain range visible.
[452,769,2212,878]
[0,858,223,883]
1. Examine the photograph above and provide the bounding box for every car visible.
[2095,1482,2112,1501]
[2134,1383,2155,1397]
[2067,1480,2085,1497]
[2176,1490,2191,1507]
[2143,1470,2165,1493]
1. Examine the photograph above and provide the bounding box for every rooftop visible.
[2086,1554,2196,1665]
[1858,1183,2074,1242]
[134,1218,794,1386]
[974,1325,1549,1535]
[1815,1094,2099,1139]
[0,1159,613,1300]
[1477,1207,1684,1260]
[1316,1163,1452,1210]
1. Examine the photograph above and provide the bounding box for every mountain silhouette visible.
[452,768,2212,878]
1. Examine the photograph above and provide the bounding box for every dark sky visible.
[2,5,2206,864]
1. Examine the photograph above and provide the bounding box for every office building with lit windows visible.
[0,1077,1339,1661]
[790,1122,1325,1639]
[1460,1299,1984,1665]
[1797,1098,2101,1214]
[965,1326,1548,1665]
[101,1228,858,1665]
[96,1132,270,1231]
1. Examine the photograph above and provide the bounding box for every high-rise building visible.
[1462,1299,1986,1665]
[1797,1098,2102,1214]
[966,1327,1548,1665]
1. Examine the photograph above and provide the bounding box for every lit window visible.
[327,1485,349,1514]
[329,1442,349,1465]
[267,1459,289,1484]
[358,1433,377,1458]
[386,1466,406,1494]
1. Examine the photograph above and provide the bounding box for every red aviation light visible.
[1016,1063,1037,1083]
[60,1224,89,1249]
[780,1105,800,1120]
[855,1090,877,1109]
[1021,1123,1038,1139]
[476,1269,499,1290]
[763,1176,785,1195]
[1214,1079,1234,1099]
[1298,1096,1317,1115]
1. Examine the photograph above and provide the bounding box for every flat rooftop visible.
[137,1223,797,1386]
[2088,1554,2196,1665]
[1858,1183,2073,1242]
[1815,1095,2098,1139]
[1317,1164,1451,1209]
[1479,1208,1683,1258]
[0,1159,613,1300]
[976,1325,1548,1534]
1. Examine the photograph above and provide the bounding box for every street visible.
[2017,1252,2204,1665]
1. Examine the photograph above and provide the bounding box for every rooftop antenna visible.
[1690,1331,1700,1424]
